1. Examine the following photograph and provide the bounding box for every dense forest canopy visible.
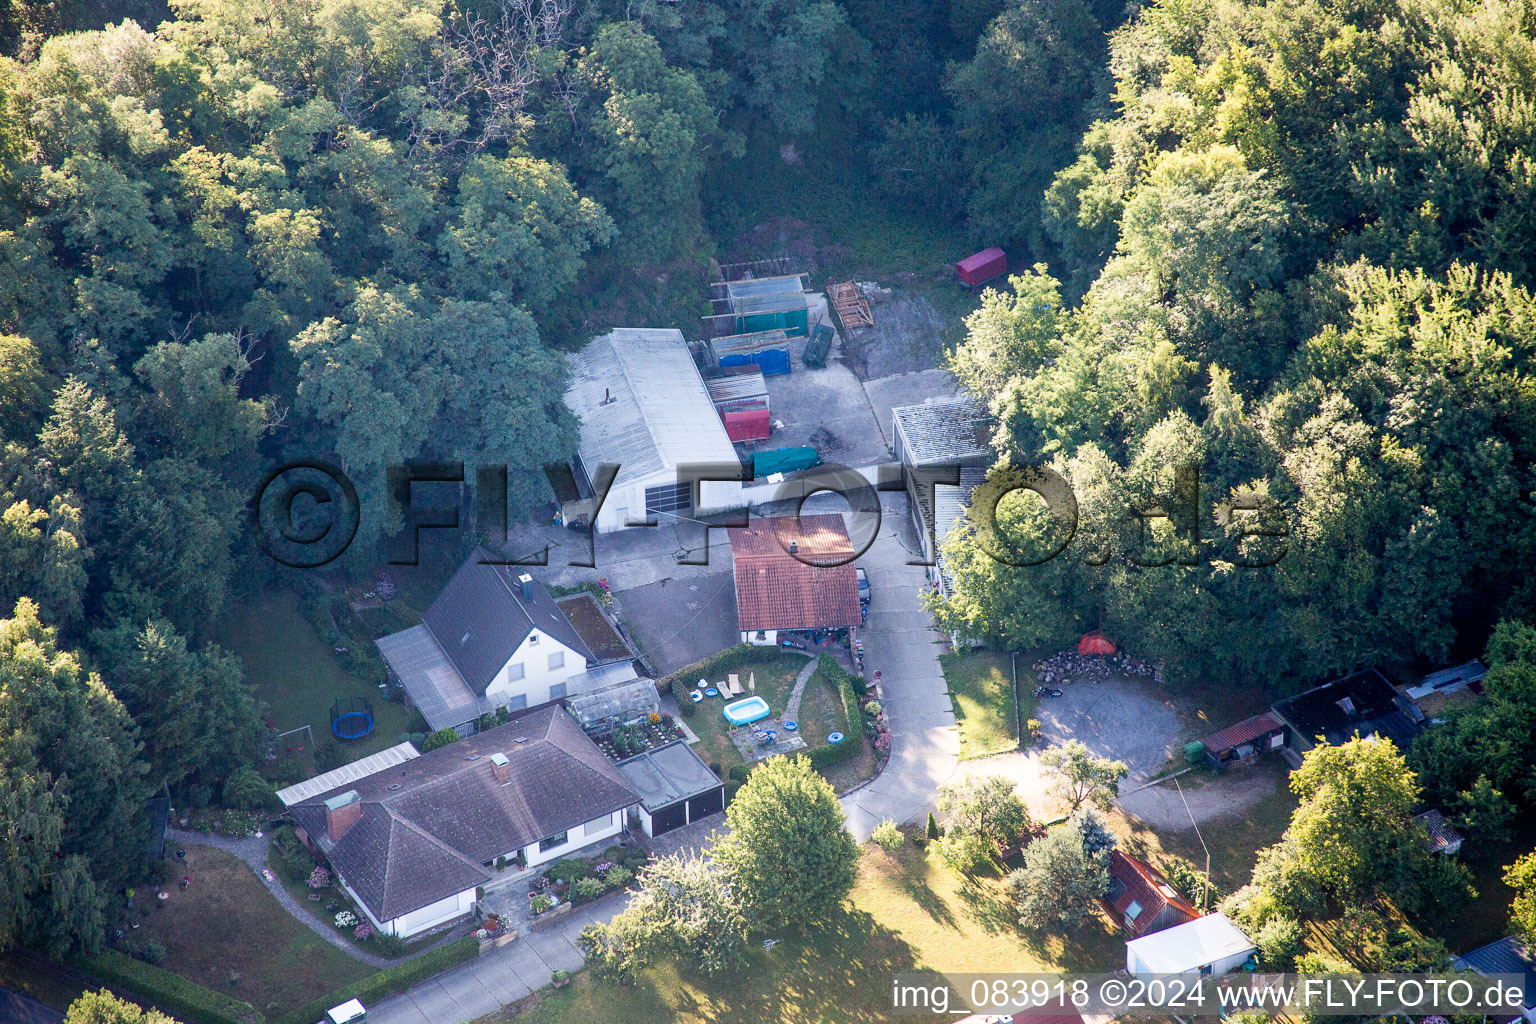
[933,0,1536,690]
[0,0,1533,967]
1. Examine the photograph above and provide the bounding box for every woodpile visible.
[829,280,874,329]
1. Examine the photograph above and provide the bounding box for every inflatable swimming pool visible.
[723,695,771,726]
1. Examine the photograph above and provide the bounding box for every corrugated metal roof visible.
[705,370,769,405]
[893,396,992,465]
[1199,711,1285,753]
[276,742,422,807]
[564,328,738,488]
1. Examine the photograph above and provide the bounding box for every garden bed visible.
[526,846,650,919]
[595,715,685,761]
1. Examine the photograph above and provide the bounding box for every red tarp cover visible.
[1078,629,1116,655]
[723,408,770,441]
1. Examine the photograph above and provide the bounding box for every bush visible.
[531,893,552,914]
[141,941,167,965]
[871,820,905,851]
[222,764,277,812]
[601,865,633,889]
[573,877,605,901]
[544,858,590,886]
[419,727,460,753]
[372,933,407,957]
[274,936,479,1024]
[808,739,858,771]
[728,764,750,784]
[74,949,263,1024]
[724,779,742,805]
[1254,915,1304,969]
[679,696,697,718]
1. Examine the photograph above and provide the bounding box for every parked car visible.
[856,567,870,605]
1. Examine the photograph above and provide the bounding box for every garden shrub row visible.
[807,655,863,771]
[74,948,264,1024]
[274,935,479,1024]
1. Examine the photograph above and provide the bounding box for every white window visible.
[548,651,564,671]
[549,682,567,700]
[507,662,525,681]
[1124,900,1143,923]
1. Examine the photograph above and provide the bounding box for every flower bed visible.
[596,715,684,761]
[529,845,648,914]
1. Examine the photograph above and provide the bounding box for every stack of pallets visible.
[829,280,873,329]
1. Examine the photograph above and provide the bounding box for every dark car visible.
[856,567,870,605]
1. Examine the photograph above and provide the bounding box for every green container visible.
[802,323,833,368]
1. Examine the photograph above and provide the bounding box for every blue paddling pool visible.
[705,687,719,697]
[723,695,771,726]
[783,720,798,731]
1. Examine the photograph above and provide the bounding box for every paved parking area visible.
[957,677,1183,819]
[612,571,738,677]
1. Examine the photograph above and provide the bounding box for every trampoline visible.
[330,696,375,740]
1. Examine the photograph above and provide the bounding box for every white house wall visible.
[518,809,627,868]
[337,875,475,940]
[484,631,587,708]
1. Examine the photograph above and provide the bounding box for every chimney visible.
[789,540,798,554]
[324,790,362,841]
[517,573,534,600]
[490,751,511,784]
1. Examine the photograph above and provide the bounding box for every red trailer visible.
[955,247,1007,288]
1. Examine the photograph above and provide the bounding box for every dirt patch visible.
[554,593,631,663]
[839,290,955,380]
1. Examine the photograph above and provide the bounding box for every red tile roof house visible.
[286,706,642,940]
[1102,850,1201,938]
[728,513,863,646]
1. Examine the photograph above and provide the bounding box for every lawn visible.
[220,588,412,767]
[495,836,1123,1024]
[680,651,875,790]
[940,650,1030,760]
[123,846,371,1017]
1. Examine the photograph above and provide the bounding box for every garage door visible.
[687,787,724,822]
[644,480,692,517]
[649,801,688,836]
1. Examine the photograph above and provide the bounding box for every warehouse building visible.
[561,328,742,532]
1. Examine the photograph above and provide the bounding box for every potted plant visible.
[531,893,552,915]
[552,969,571,989]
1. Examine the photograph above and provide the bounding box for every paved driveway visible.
[839,496,959,841]
[613,571,739,677]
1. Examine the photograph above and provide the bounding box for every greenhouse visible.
[567,679,663,735]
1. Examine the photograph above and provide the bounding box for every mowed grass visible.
[130,846,370,1016]
[220,588,411,763]
[941,650,1029,760]
[499,838,1123,1024]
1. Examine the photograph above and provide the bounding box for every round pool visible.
[828,731,845,744]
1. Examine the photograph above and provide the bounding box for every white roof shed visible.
[1125,913,1256,975]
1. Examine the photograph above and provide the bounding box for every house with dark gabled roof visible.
[289,706,642,939]
[1102,851,1201,938]
[1454,936,1536,1023]
[377,548,644,734]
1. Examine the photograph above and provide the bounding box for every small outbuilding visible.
[1197,711,1288,771]
[1416,808,1465,856]
[1125,913,1256,977]
[729,513,862,645]
[616,740,725,837]
[702,275,810,340]
[1103,851,1201,937]
[1270,667,1418,757]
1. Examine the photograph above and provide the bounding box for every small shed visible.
[1198,711,1288,771]
[707,329,794,375]
[955,247,1007,287]
[1416,808,1465,856]
[566,679,662,736]
[1126,914,1256,976]
[702,274,810,339]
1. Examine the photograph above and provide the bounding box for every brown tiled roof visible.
[291,706,637,924]
[1103,851,1200,938]
[728,514,862,632]
[1199,711,1285,754]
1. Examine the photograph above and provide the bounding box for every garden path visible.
[779,654,819,723]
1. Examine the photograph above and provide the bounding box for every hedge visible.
[274,935,479,1024]
[658,643,761,696]
[806,655,863,771]
[73,949,263,1024]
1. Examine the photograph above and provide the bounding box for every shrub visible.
[1254,915,1304,969]
[724,779,742,805]
[306,866,330,889]
[679,696,697,718]
[601,865,633,889]
[871,820,905,851]
[531,893,553,914]
[728,764,750,784]
[141,941,167,965]
[419,727,460,753]
[334,911,358,928]
[74,949,262,1024]
[573,877,605,901]
[926,811,942,840]
[222,764,277,812]
[372,934,407,958]
[354,922,375,942]
[544,858,590,886]
[274,936,479,1024]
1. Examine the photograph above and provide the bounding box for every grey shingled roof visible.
[422,549,593,696]
[893,396,992,465]
[1455,937,1536,1010]
[291,706,638,924]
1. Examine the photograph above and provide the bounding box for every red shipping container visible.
[723,408,771,442]
[955,247,1007,287]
